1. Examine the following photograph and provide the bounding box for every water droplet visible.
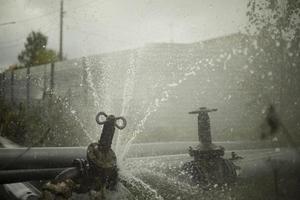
[268,71,272,76]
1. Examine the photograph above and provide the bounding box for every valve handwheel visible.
[95,112,108,125]
[95,112,127,130]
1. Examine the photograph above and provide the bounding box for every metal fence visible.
[0,34,299,141]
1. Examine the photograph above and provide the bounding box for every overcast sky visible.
[0,0,248,70]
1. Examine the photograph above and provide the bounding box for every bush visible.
[0,95,91,147]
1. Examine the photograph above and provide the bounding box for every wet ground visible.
[119,148,300,200]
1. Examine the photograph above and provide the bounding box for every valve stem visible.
[189,107,217,147]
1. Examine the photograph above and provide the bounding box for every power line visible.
[0,22,58,49]
[57,0,103,60]
[0,0,99,26]
[0,21,16,26]
[0,0,104,56]
[0,10,59,26]
[0,3,78,25]
[0,19,58,45]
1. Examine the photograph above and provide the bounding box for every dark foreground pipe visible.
[0,167,75,184]
[3,182,40,200]
[0,147,86,170]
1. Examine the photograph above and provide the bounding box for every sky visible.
[0,0,248,70]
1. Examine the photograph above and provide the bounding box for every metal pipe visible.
[3,182,40,200]
[0,167,75,184]
[0,147,86,170]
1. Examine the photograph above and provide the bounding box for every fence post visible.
[50,62,55,104]
[42,65,47,100]
[0,73,3,100]
[82,57,88,104]
[2,73,6,101]
[10,69,14,104]
[0,73,2,100]
[26,65,31,106]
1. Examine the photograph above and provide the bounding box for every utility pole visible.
[59,0,64,61]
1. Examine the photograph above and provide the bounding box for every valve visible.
[95,112,127,130]
[181,107,238,185]
[41,112,127,199]
[95,112,127,150]
[189,107,217,146]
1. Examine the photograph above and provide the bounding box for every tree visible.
[245,0,300,104]
[18,31,58,67]
[245,0,300,74]
[245,0,300,138]
[246,0,300,36]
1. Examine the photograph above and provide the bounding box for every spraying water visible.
[116,51,138,157]
[119,56,207,162]
[83,57,102,111]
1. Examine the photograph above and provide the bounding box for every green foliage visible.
[245,0,300,90]
[17,31,58,67]
[0,101,26,144]
[0,96,91,147]
[244,0,300,139]
[245,0,300,59]
[246,0,300,40]
[34,49,58,65]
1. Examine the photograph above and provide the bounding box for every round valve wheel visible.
[95,112,127,130]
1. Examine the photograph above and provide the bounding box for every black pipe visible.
[2,182,40,200]
[0,147,86,170]
[0,167,76,184]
